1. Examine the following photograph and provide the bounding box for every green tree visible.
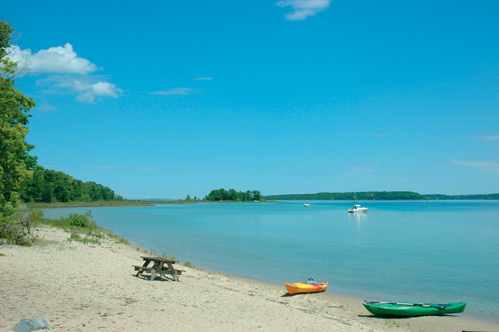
[251,190,262,201]
[0,21,36,226]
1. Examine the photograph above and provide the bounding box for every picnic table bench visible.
[133,256,185,281]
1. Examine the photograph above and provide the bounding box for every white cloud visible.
[8,43,122,104]
[75,81,123,103]
[151,87,195,95]
[452,160,499,174]
[276,0,331,21]
[474,135,499,140]
[36,76,122,103]
[7,43,99,75]
[194,77,213,81]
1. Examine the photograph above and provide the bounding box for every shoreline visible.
[1,225,498,331]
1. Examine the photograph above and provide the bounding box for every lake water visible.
[41,200,499,322]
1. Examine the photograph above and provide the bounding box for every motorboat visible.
[304,203,310,207]
[348,204,368,213]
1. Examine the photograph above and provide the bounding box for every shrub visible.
[68,211,91,228]
[0,209,43,246]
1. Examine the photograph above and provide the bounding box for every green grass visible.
[26,199,207,209]
[35,210,133,247]
[67,237,102,245]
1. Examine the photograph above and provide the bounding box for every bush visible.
[68,211,91,228]
[56,210,97,231]
[0,209,43,246]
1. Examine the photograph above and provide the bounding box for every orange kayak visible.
[285,282,328,295]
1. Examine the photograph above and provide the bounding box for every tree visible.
[251,190,262,201]
[0,21,36,226]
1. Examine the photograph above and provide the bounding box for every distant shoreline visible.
[264,191,499,201]
[25,200,256,209]
[25,194,499,210]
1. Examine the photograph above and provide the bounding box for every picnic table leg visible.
[150,261,161,281]
[166,262,179,281]
[159,263,166,279]
[137,259,151,277]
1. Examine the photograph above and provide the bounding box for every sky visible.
[2,0,499,199]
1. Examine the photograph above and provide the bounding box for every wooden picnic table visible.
[132,256,184,281]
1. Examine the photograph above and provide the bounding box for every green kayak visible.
[363,301,466,317]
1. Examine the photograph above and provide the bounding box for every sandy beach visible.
[1,226,498,332]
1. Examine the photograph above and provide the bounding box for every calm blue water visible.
[41,201,499,322]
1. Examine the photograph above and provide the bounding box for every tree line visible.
[21,166,123,203]
[205,189,263,202]
[425,193,499,200]
[264,191,428,201]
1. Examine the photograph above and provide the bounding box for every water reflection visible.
[348,212,368,224]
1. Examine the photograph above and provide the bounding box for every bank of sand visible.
[1,226,498,332]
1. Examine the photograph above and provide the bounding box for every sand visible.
[1,226,498,332]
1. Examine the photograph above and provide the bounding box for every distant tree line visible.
[205,189,263,202]
[425,193,499,200]
[264,191,428,201]
[21,166,123,203]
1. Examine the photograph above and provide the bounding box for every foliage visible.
[264,191,428,201]
[57,210,97,230]
[37,210,99,237]
[0,209,43,246]
[425,193,499,200]
[205,188,264,202]
[0,21,37,227]
[21,166,123,203]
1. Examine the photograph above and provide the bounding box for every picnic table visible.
[133,256,184,281]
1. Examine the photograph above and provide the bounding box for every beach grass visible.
[32,209,194,267]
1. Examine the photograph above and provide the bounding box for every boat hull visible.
[348,208,368,213]
[285,282,328,295]
[363,302,466,317]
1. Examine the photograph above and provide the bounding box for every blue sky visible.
[3,0,499,199]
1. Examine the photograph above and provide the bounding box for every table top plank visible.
[140,256,178,263]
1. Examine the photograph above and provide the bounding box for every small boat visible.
[363,301,466,317]
[285,281,328,295]
[348,204,368,213]
[304,203,310,207]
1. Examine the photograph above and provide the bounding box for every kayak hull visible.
[285,282,328,295]
[363,301,466,317]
